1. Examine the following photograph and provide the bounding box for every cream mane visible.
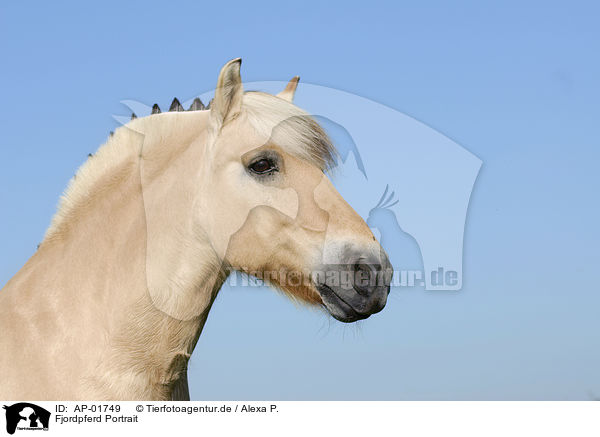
[43,92,336,244]
[243,91,336,170]
[43,110,209,242]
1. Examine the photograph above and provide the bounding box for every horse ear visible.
[277,76,300,102]
[211,58,243,128]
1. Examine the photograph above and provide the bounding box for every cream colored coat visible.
[0,60,384,400]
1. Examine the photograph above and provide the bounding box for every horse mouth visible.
[316,283,372,323]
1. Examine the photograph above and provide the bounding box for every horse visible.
[0,59,392,400]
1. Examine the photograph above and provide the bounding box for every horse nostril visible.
[352,262,377,296]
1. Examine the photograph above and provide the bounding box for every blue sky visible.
[1,1,599,399]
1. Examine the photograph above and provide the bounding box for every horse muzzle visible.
[313,250,393,323]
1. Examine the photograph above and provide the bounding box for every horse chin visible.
[316,283,372,323]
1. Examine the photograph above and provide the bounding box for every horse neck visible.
[3,111,225,398]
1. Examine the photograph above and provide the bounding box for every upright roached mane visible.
[0,58,392,401]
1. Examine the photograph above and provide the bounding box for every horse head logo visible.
[118,78,481,296]
[3,403,50,435]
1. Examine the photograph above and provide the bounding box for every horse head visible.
[200,59,392,322]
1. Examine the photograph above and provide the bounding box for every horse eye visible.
[249,158,276,174]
